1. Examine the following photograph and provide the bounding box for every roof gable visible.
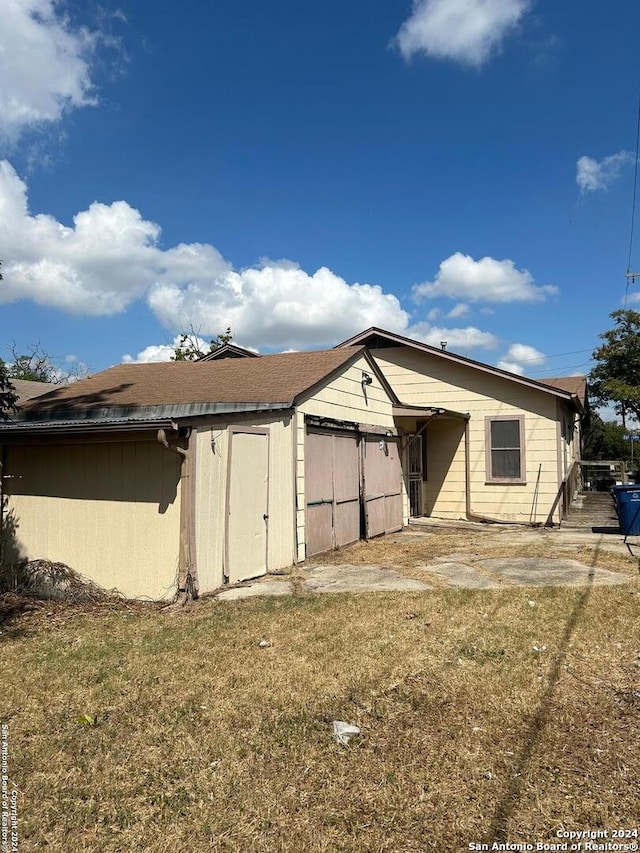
[337,327,583,410]
[197,343,260,361]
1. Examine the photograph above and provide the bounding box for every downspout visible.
[157,427,199,602]
[464,419,524,526]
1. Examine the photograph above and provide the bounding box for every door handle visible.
[263,513,269,521]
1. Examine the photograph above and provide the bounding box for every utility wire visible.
[507,346,594,364]
[625,95,640,308]
[527,359,595,377]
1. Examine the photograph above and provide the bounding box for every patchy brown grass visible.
[313,528,639,576]
[2,576,639,852]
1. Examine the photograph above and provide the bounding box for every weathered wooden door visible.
[363,435,403,538]
[305,429,360,557]
[226,428,269,583]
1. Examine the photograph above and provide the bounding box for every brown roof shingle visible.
[11,379,58,404]
[538,376,587,404]
[20,347,366,415]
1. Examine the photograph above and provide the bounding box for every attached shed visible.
[0,346,406,600]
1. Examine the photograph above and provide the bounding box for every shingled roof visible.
[11,379,57,405]
[538,376,587,405]
[15,346,371,422]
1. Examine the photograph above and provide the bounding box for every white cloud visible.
[0,160,410,350]
[147,262,410,350]
[446,302,470,318]
[426,307,441,321]
[496,360,524,375]
[122,334,211,364]
[576,151,634,193]
[408,322,498,351]
[0,162,512,357]
[497,342,546,374]
[413,252,558,303]
[394,0,531,67]
[0,160,184,314]
[0,0,100,144]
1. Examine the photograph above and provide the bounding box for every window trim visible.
[485,415,526,485]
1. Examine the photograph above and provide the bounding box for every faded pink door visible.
[362,435,403,539]
[305,429,360,557]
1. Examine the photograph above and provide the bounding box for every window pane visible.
[491,420,520,449]
[492,449,521,479]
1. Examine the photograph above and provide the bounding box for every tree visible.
[582,413,631,460]
[0,360,18,421]
[171,327,233,361]
[589,309,640,427]
[5,342,90,384]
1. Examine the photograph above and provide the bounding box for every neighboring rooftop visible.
[11,379,58,405]
[197,343,260,361]
[538,376,588,405]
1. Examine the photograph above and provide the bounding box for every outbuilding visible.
[0,347,408,599]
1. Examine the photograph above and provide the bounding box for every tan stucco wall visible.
[370,347,566,524]
[295,354,406,561]
[194,412,295,593]
[2,438,181,599]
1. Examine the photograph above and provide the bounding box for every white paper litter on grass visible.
[332,721,360,746]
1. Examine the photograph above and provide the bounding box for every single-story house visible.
[337,328,586,526]
[0,346,415,599]
[0,330,587,601]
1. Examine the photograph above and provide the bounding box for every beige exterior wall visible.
[294,354,405,561]
[194,412,295,593]
[2,437,182,599]
[370,347,567,524]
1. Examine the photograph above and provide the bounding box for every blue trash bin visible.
[610,485,640,535]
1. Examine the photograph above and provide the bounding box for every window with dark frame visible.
[485,416,525,483]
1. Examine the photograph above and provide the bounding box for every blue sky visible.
[1,0,640,381]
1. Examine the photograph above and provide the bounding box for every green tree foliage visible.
[582,413,634,461]
[0,261,19,419]
[6,342,90,384]
[0,359,18,421]
[589,309,640,427]
[171,327,233,361]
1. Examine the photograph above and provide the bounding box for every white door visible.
[226,429,269,583]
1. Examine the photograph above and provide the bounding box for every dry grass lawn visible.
[2,566,639,852]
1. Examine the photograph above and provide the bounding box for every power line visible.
[625,95,640,308]
[504,346,594,365]
[528,359,595,377]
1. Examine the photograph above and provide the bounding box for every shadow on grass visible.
[484,540,600,843]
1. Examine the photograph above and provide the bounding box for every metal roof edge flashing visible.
[12,400,292,424]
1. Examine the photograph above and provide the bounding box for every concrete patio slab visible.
[475,557,629,587]
[303,564,433,593]
[420,562,506,589]
[217,579,294,601]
